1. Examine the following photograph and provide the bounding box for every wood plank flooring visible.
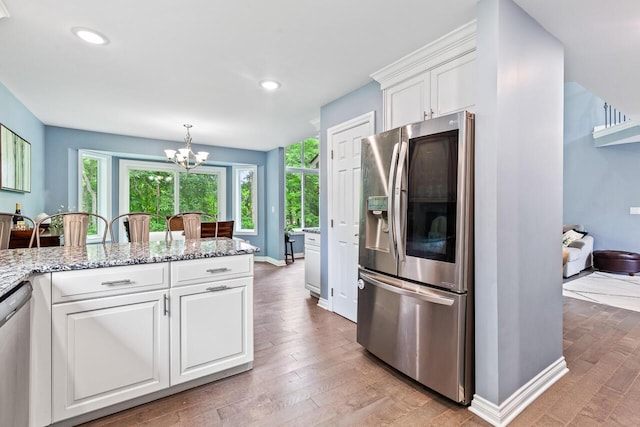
[81,261,640,426]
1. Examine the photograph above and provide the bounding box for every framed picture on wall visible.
[0,124,31,193]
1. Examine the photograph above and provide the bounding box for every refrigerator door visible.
[356,269,470,404]
[358,127,402,276]
[396,112,474,293]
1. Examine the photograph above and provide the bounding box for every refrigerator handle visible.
[387,142,400,260]
[360,272,454,306]
[394,140,408,262]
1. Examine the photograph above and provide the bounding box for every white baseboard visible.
[469,357,568,426]
[317,298,330,311]
[255,255,303,266]
[256,256,286,266]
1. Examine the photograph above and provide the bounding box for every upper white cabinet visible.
[385,73,431,130]
[430,51,476,118]
[372,20,476,130]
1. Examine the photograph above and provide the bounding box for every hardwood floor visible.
[81,261,640,426]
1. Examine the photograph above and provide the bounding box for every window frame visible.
[118,159,226,241]
[78,150,111,242]
[232,165,258,236]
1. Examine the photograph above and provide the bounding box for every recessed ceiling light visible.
[260,80,281,90]
[72,27,109,45]
[0,0,10,20]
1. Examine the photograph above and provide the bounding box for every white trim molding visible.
[317,298,330,311]
[469,357,568,426]
[259,256,286,267]
[371,20,476,89]
[593,120,640,147]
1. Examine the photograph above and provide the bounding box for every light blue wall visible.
[44,126,268,254]
[0,83,46,216]
[475,0,564,405]
[265,147,285,261]
[319,80,383,299]
[564,82,640,253]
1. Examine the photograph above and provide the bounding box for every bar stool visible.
[285,236,295,264]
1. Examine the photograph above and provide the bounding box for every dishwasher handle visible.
[0,281,32,329]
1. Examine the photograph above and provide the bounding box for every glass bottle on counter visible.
[13,203,25,230]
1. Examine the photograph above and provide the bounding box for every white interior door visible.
[327,112,374,322]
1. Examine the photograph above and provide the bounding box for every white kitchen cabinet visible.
[51,289,170,422]
[372,21,476,130]
[169,276,253,385]
[304,232,321,296]
[385,73,431,130]
[31,256,254,426]
[50,264,171,422]
[381,50,475,130]
[430,51,476,118]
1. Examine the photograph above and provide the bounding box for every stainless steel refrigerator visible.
[357,111,474,404]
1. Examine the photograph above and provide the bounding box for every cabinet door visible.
[385,73,430,130]
[170,277,253,385]
[430,51,476,118]
[52,290,169,422]
[305,243,321,295]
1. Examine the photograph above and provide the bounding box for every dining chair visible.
[167,212,218,240]
[200,220,234,239]
[30,212,108,248]
[0,213,35,250]
[109,213,168,243]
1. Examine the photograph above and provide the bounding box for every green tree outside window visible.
[285,138,319,230]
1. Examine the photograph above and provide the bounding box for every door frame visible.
[326,111,375,313]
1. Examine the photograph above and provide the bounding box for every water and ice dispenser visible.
[364,196,390,252]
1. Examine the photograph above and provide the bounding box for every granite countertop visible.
[302,228,321,234]
[0,238,259,300]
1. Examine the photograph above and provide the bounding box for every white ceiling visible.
[515,0,640,124]
[0,1,637,152]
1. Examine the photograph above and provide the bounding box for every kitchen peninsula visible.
[0,238,258,427]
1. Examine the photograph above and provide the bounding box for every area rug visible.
[563,271,640,313]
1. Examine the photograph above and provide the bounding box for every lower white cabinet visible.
[33,256,254,426]
[51,290,170,422]
[170,276,253,385]
[304,233,321,296]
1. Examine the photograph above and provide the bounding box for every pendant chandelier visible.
[164,124,209,172]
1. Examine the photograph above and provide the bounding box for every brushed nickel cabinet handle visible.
[206,285,228,292]
[206,268,230,274]
[101,279,133,286]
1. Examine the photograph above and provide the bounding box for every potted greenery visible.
[284,225,295,242]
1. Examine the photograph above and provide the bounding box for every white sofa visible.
[563,224,594,278]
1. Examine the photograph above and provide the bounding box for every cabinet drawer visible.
[171,255,253,287]
[304,233,321,247]
[52,263,169,303]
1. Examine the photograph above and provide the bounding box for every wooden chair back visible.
[0,213,35,250]
[201,220,234,239]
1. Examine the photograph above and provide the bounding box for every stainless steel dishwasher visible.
[0,281,32,427]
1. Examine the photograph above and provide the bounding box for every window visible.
[119,160,226,239]
[233,165,257,235]
[78,151,110,240]
[285,138,319,230]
